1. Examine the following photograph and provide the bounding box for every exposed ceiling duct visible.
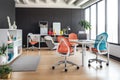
[14,0,98,9]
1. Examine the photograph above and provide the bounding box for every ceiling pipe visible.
[75,0,89,6]
[14,0,21,4]
[35,0,40,3]
[56,0,60,3]
[23,0,29,4]
[68,0,76,5]
[81,0,98,8]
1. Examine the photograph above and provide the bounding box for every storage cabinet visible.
[0,29,22,64]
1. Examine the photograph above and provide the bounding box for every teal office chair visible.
[88,32,109,68]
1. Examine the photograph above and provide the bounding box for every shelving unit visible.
[0,29,22,64]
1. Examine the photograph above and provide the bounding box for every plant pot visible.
[0,72,12,79]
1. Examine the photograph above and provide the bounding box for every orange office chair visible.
[27,33,39,50]
[52,37,79,72]
[57,35,64,43]
[68,33,79,53]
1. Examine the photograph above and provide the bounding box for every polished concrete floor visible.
[10,48,120,80]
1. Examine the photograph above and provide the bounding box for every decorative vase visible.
[0,72,12,79]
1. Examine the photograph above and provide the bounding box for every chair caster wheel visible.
[77,66,79,69]
[106,63,109,66]
[65,69,68,72]
[88,64,91,67]
[100,65,102,68]
[52,66,55,70]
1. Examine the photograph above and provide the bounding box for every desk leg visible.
[39,41,40,49]
[82,44,84,67]
[38,36,40,49]
[27,36,28,50]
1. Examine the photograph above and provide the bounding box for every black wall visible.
[16,8,84,46]
[0,0,15,28]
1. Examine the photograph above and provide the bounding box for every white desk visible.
[70,40,95,66]
[27,34,41,49]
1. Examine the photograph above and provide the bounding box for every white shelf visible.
[0,29,22,64]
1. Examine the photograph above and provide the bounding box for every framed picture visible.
[39,21,48,35]
[53,22,61,35]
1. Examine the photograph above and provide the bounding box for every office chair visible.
[44,36,58,50]
[88,32,109,68]
[68,33,79,53]
[52,37,79,72]
[27,33,39,50]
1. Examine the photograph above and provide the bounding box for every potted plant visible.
[62,28,67,35]
[0,64,12,79]
[0,43,8,65]
[79,20,91,39]
[79,20,91,30]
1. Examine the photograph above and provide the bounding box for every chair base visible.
[52,60,79,72]
[27,46,40,51]
[88,58,109,68]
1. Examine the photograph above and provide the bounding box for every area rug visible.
[10,55,40,72]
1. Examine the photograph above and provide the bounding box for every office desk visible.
[70,40,94,66]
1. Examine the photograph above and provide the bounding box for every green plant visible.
[0,65,12,76]
[0,44,7,55]
[79,20,91,30]
[62,28,67,34]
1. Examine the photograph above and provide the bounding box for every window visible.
[85,8,90,22]
[98,0,105,34]
[90,4,96,40]
[84,0,118,43]
[85,8,90,38]
[107,0,118,43]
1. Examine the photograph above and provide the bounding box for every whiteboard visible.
[53,22,61,35]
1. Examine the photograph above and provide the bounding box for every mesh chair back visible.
[94,32,108,51]
[69,33,78,40]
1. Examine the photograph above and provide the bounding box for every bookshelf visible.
[0,29,22,64]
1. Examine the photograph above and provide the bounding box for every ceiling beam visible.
[35,0,40,3]
[45,0,51,3]
[68,0,76,5]
[14,0,21,4]
[23,0,29,4]
[81,0,98,8]
[55,0,60,3]
[75,0,89,6]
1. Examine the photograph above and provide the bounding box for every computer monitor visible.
[78,31,87,40]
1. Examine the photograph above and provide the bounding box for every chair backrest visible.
[57,37,73,55]
[57,36,65,43]
[94,32,108,51]
[44,36,54,43]
[28,33,39,43]
[44,36,55,50]
[69,33,78,40]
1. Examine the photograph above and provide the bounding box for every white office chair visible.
[52,37,79,72]
[44,36,58,50]
[88,32,109,68]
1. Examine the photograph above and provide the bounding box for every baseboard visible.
[110,54,120,62]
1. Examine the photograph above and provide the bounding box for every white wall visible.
[109,44,120,58]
